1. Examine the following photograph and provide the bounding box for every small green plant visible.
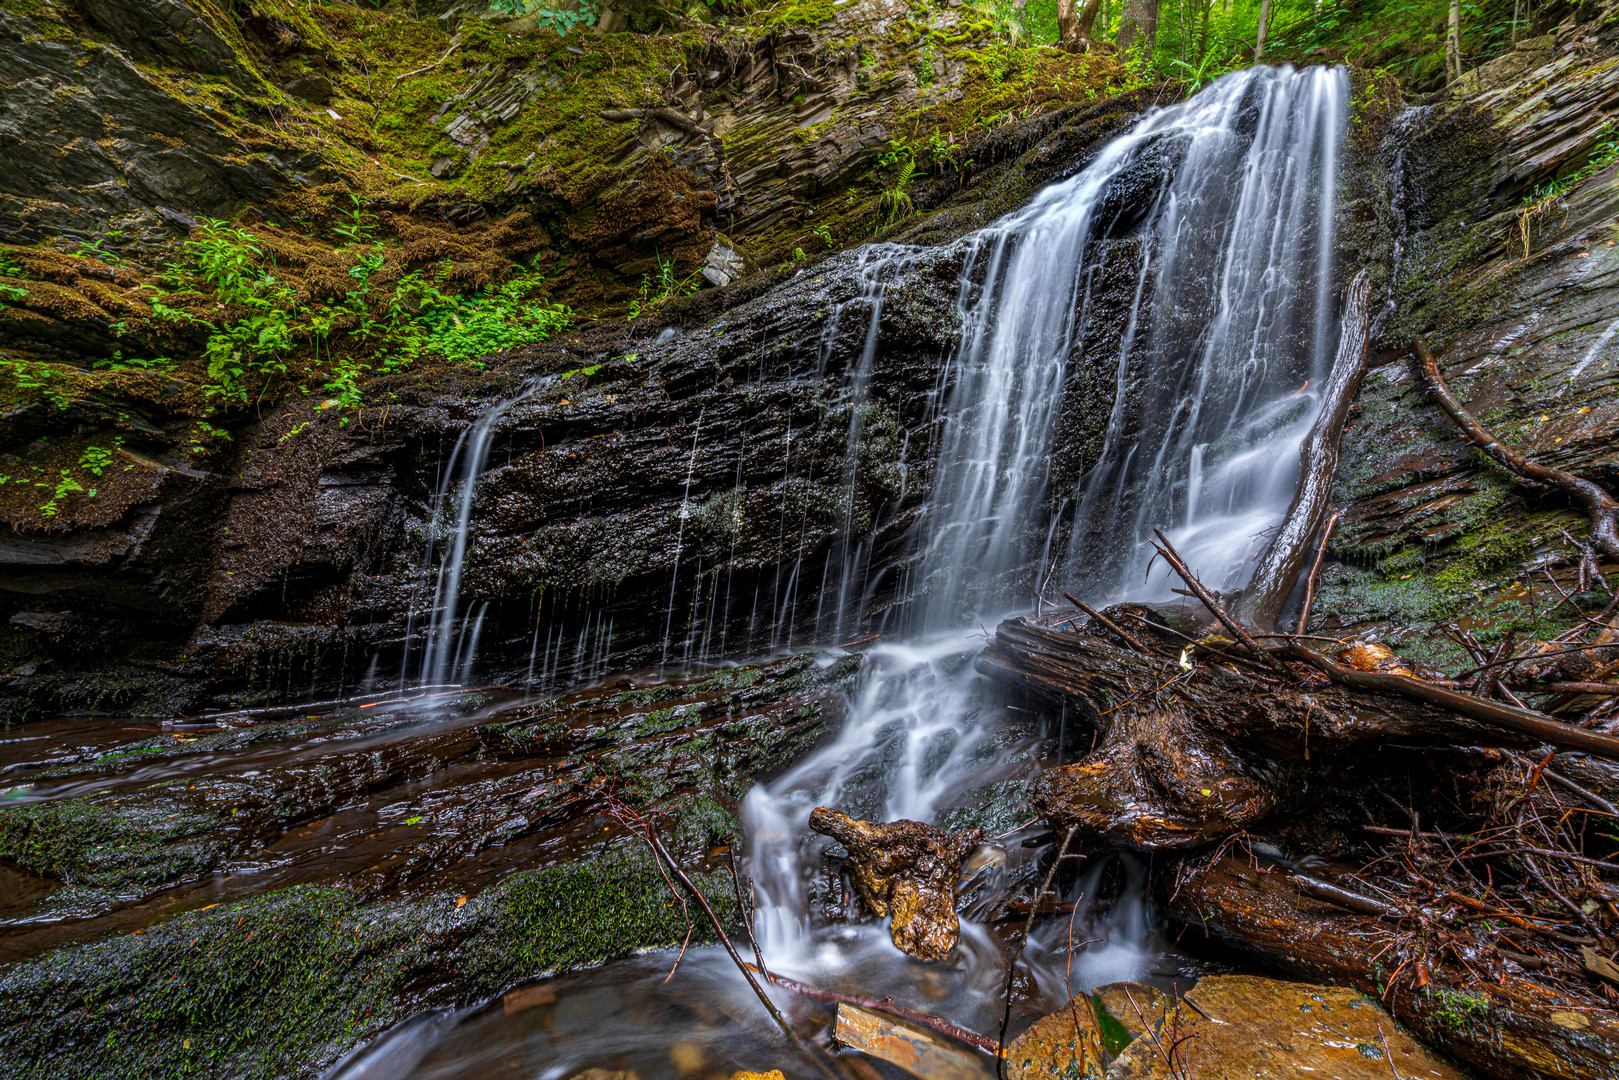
[1168,51,1237,92]
[0,250,25,303]
[627,252,698,320]
[922,129,968,172]
[811,223,835,247]
[38,469,85,517]
[79,442,117,477]
[792,247,807,263]
[142,216,569,411]
[876,139,923,224]
[914,45,939,88]
[72,233,125,266]
[488,0,599,33]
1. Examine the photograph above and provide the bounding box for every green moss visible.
[751,0,837,25]
[0,783,233,890]
[0,842,736,1080]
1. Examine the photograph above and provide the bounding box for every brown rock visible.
[1091,981,1176,1041]
[1004,1006,1108,1080]
[1108,975,1466,1080]
[808,807,983,961]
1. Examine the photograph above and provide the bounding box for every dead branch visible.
[1241,270,1372,630]
[749,968,1001,1054]
[1296,510,1340,634]
[1152,530,1297,681]
[1416,336,1619,562]
[602,798,803,1049]
[1063,591,1148,652]
[1281,645,1619,759]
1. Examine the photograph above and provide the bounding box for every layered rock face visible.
[1316,2,1619,659]
[0,0,1158,718]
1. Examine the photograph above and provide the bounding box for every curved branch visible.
[1416,336,1619,562]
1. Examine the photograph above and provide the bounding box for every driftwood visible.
[1171,854,1619,1080]
[1238,270,1372,631]
[1416,336,1619,562]
[808,808,983,961]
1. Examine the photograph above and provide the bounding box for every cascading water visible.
[745,64,1349,992]
[1070,66,1348,602]
[409,384,539,690]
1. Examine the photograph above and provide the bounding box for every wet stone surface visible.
[0,648,858,1078]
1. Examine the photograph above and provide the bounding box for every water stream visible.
[744,63,1349,987]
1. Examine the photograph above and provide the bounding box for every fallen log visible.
[1170,853,1619,1080]
[1416,336,1619,562]
[1238,270,1372,631]
[981,615,1505,849]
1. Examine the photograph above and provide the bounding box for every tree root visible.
[1416,336,1619,562]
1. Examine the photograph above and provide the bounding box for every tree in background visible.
[1057,0,1107,49]
[1254,0,1273,58]
[1118,0,1161,60]
[1447,0,1464,81]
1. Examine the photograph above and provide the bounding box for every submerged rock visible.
[1005,1006,1109,1080]
[807,807,983,961]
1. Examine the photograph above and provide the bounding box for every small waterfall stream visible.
[410,382,540,690]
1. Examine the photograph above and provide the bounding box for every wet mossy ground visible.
[0,841,737,1080]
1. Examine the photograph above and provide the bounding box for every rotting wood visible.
[1151,531,1296,681]
[1238,270,1372,631]
[1416,336,1619,562]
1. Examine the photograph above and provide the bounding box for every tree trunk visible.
[1117,0,1160,61]
[1447,0,1463,81]
[1254,0,1273,60]
[1059,0,1105,50]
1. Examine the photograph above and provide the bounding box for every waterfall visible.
[1070,66,1348,602]
[744,65,1349,978]
[412,384,538,690]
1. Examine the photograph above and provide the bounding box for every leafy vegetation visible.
[84,213,571,417]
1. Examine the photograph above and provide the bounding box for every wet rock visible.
[0,849,738,1080]
[1172,855,1619,1080]
[0,8,310,247]
[281,74,334,105]
[1107,975,1466,1080]
[835,1003,994,1080]
[1005,1006,1108,1080]
[808,807,983,961]
[1091,982,1174,1041]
